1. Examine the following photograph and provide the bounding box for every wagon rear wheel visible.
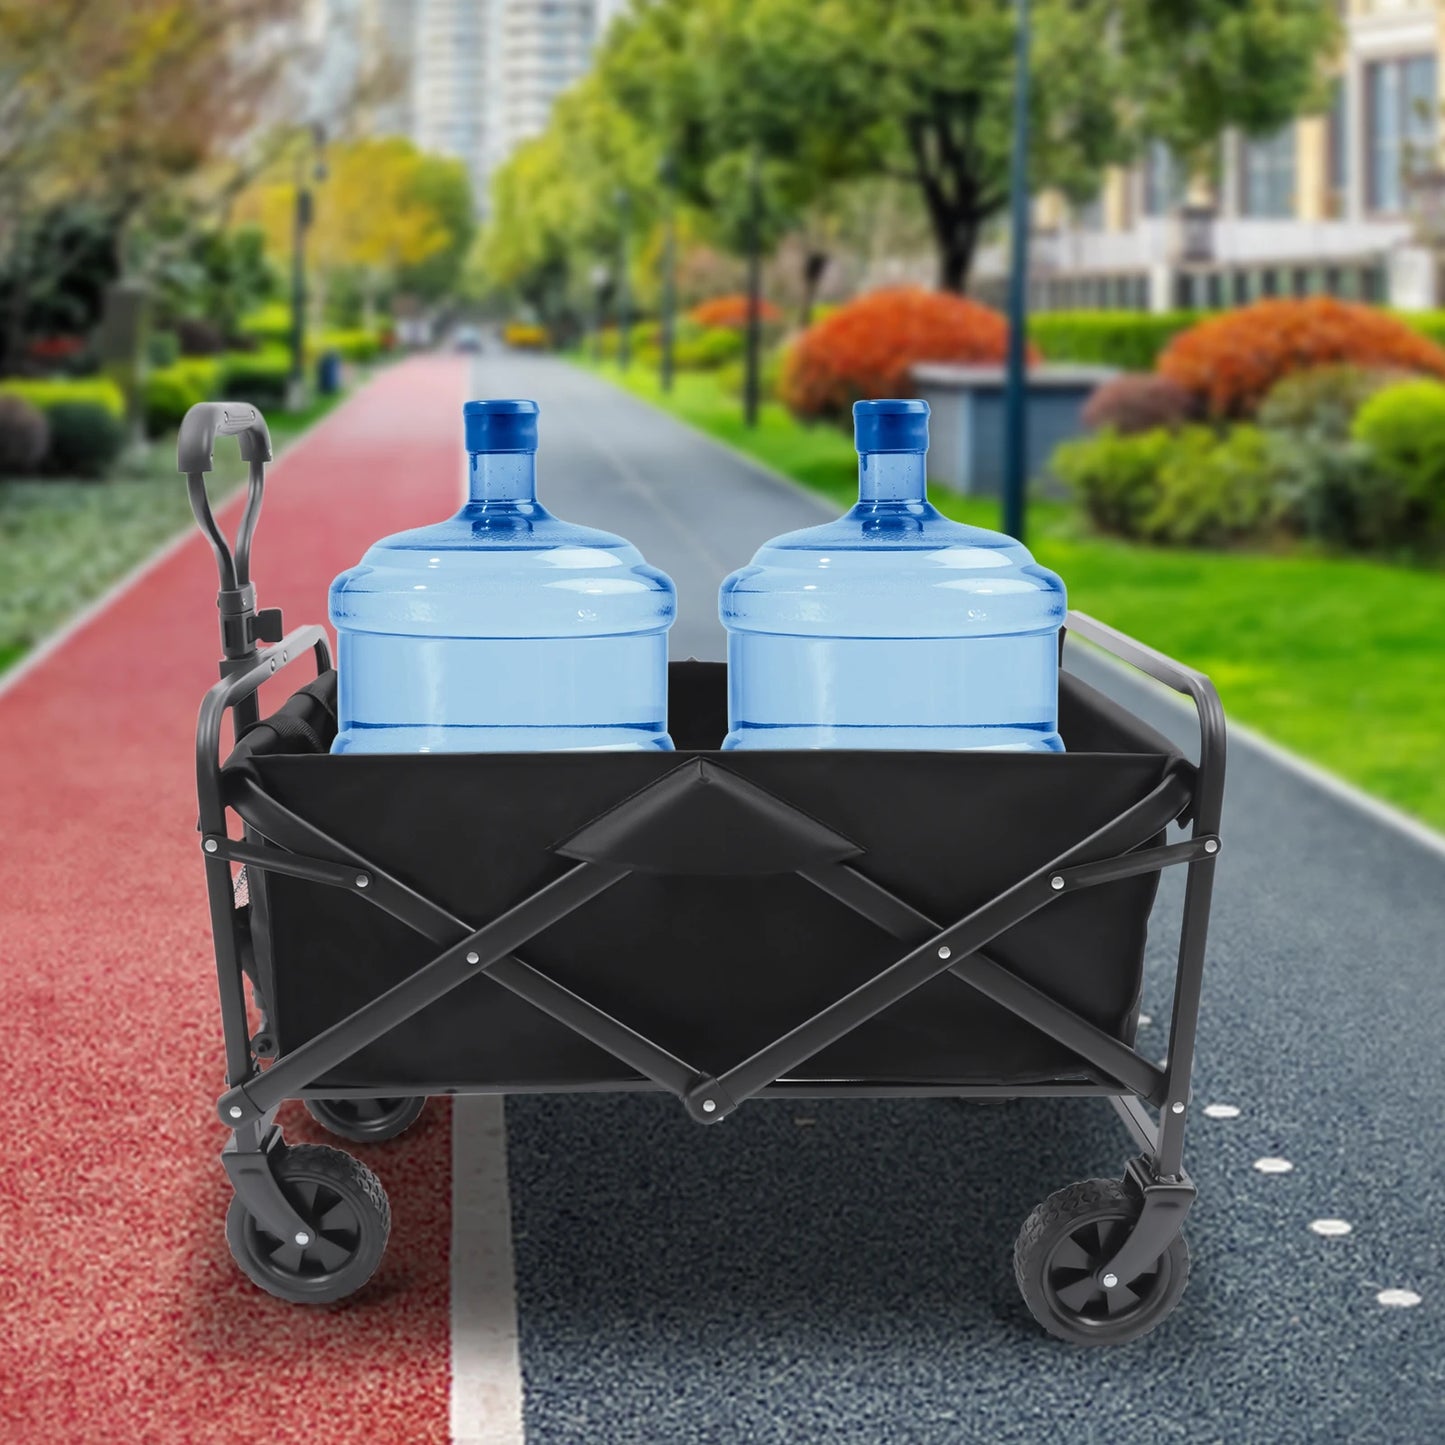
[305,1095,426,1143]
[1014,1178,1189,1346]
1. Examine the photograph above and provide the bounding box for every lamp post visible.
[1001,0,1031,542]
[288,121,327,412]
[659,151,678,393]
[615,186,632,372]
[590,262,612,363]
[743,144,763,428]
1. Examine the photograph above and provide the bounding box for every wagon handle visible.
[1063,610,1226,838]
[177,402,282,668]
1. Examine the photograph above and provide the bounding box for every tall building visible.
[977,0,1445,312]
[403,0,606,214]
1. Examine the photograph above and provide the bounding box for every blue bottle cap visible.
[853,398,929,454]
[464,398,539,453]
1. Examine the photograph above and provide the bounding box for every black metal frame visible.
[184,407,1225,1285]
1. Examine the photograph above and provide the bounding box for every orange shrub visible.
[779,287,1031,422]
[1159,297,1445,419]
[686,294,782,329]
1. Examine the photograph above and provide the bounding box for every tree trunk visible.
[934,214,979,295]
[798,248,828,328]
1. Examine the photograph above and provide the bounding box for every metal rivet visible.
[354,874,369,889]
[1171,1101,1186,1115]
[1101,1273,1119,1289]
[466,951,480,965]
[203,838,219,853]
[228,1105,243,1119]
[294,1232,311,1247]
[702,1099,717,1114]
[269,659,277,672]
[1050,876,1065,891]
[1204,838,1219,854]
[937,945,951,960]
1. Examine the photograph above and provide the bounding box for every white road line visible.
[450,1095,525,1445]
[1254,1157,1295,1174]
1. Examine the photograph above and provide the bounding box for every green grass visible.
[585,359,1445,832]
[0,391,345,679]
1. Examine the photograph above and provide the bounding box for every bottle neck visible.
[857,451,927,505]
[467,451,537,505]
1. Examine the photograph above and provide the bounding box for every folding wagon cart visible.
[184,403,1226,1345]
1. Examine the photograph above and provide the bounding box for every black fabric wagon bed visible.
[233,665,1187,1095]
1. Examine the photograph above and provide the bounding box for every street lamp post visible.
[288,122,327,412]
[743,145,763,428]
[1001,0,1031,542]
[590,262,612,363]
[615,187,632,372]
[659,151,678,393]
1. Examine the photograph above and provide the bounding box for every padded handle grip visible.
[177,401,273,475]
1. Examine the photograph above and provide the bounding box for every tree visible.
[594,0,1339,295]
[395,156,476,304]
[238,137,472,325]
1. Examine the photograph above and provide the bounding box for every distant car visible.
[453,325,482,353]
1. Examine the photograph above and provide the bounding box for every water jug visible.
[329,399,676,753]
[719,398,1065,751]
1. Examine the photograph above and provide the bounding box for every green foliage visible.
[1351,380,1445,538]
[219,348,292,408]
[1257,364,1401,442]
[238,303,294,349]
[316,329,381,364]
[43,403,126,478]
[1032,312,1203,371]
[1146,424,1288,546]
[142,359,223,434]
[147,330,181,368]
[674,326,744,371]
[395,155,477,302]
[0,396,50,474]
[717,348,785,403]
[1053,427,1178,536]
[1056,424,1287,546]
[0,378,126,419]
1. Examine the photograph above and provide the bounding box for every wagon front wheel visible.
[225,1143,390,1304]
[1014,1178,1189,1345]
[305,1094,426,1143]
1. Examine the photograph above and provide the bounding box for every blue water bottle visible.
[330,399,676,753]
[720,398,1065,751]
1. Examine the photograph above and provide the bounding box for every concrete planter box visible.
[911,363,1117,498]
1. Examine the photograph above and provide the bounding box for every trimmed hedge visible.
[0,377,126,418]
[1352,379,1445,537]
[1031,311,1202,371]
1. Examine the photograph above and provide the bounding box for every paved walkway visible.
[1,350,1439,1444]
[482,353,1444,1445]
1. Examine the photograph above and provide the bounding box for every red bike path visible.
[0,357,469,1444]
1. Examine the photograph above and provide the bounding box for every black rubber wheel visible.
[304,1095,426,1143]
[1014,1178,1189,1346]
[225,1144,390,1304]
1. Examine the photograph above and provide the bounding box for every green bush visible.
[147,330,181,368]
[1146,424,1288,546]
[0,377,126,418]
[1052,426,1177,535]
[1257,364,1402,442]
[238,302,294,349]
[317,328,381,364]
[142,359,223,433]
[1055,423,1288,546]
[716,347,785,403]
[0,395,50,474]
[1270,435,1407,550]
[1031,311,1203,371]
[220,348,292,408]
[1351,379,1445,538]
[674,325,743,371]
[44,402,127,477]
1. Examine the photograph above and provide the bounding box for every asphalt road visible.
[476,352,1443,1445]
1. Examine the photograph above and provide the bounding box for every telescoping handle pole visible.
[178,401,281,736]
